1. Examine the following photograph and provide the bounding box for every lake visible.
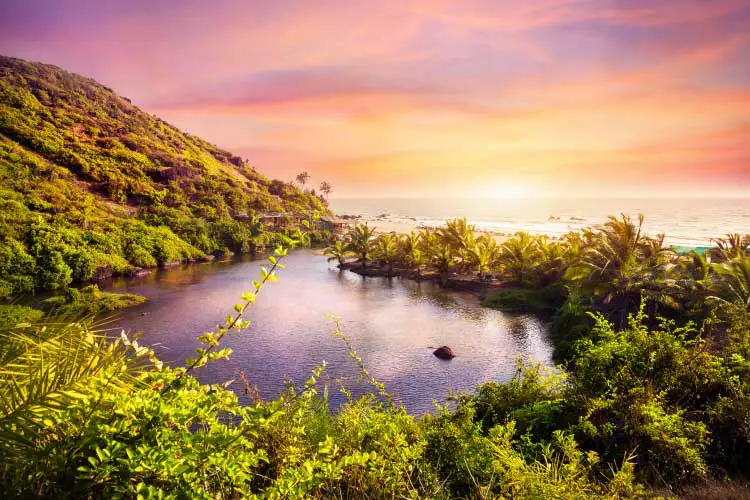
[102,249,553,415]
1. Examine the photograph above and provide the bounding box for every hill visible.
[0,55,330,296]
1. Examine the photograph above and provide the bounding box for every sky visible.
[1,0,749,198]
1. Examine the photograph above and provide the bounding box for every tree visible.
[432,245,457,285]
[438,218,475,267]
[709,256,750,311]
[295,171,310,189]
[345,223,376,269]
[319,181,332,200]
[568,213,658,326]
[374,234,399,277]
[324,240,350,267]
[499,232,541,285]
[710,233,750,263]
[680,249,711,282]
[467,235,499,278]
[399,232,427,278]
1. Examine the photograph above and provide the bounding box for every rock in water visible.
[433,346,455,360]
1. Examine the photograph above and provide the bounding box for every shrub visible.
[0,304,43,327]
[481,284,566,314]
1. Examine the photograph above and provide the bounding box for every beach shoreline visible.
[336,212,715,249]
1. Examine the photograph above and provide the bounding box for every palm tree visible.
[710,233,750,263]
[345,223,376,269]
[709,256,750,311]
[418,229,441,257]
[374,234,399,277]
[669,249,712,316]
[499,232,541,285]
[466,235,499,278]
[0,318,152,460]
[640,234,675,269]
[399,231,420,265]
[409,248,429,281]
[438,218,475,266]
[535,236,568,285]
[399,231,421,254]
[432,245,457,285]
[319,181,332,200]
[680,249,711,282]
[324,240,350,267]
[295,171,310,189]
[569,213,655,325]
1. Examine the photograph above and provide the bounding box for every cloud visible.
[1,0,748,196]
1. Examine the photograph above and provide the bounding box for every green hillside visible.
[0,55,329,296]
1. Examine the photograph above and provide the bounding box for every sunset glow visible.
[1,0,748,197]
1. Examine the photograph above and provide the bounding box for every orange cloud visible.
[2,0,748,197]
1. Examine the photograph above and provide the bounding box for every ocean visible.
[330,197,750,247]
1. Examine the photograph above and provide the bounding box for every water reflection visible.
[103,250,553,415]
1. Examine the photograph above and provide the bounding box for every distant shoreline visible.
[329,197,748,248]
[336,212,716,249]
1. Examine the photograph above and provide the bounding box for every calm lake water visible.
[102,250,553,415]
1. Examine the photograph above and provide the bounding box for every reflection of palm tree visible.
[346,223,376,269]
[324,240,349,266]
[374,234,399,277]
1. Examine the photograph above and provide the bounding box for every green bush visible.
[0,304,43,327]
[39,284,147,316]
[0,249,654,498]
[0,55,331,297]
[481,284,565,314]
[0,237,35,296]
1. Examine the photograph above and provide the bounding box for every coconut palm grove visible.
[2,1,750,497]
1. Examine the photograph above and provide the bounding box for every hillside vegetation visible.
[0,55,329,296]
[3,242,749,498]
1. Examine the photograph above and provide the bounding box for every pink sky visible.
[1,0,749,197]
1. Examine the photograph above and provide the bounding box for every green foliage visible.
[468,361,567,437]
[548,293,595,363]
[39,284,148,317]
[0,237,35,297]
[0,304,43,327]
[323,240,350,266]
[0,247,659,498]
[482,284,566,313]
[0,55,330,296]
[345,223,376,268]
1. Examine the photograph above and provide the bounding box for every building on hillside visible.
[257,212,303,230]
[319,216,351,235]
[257,212,286,230]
